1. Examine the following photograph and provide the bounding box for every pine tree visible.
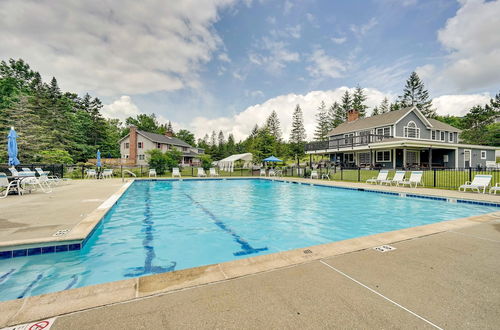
[372,106,379,116]
[289,104,306,161]
[250,124,259,138]
[351,85,368,118]
[226,133,236,155]
[167,121,173,134]
[314,101,329,141]
[265,110,282,140]
[327,101,344,129]
[399,72,435,117]
[379,97,390,114]
[340,90,351,120]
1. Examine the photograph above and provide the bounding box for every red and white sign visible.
[1,318,56,330]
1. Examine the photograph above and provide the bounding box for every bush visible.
[39,149,74,164]
[199,154,212,170]
[146,149,168,174]
[165,149,182,171]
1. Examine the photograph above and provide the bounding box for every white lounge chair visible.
[489,183,500,195]
[35,168,60,184]
[172,167,181,178]
[485,161,499,170]
[85,169,97,179]
[19,175,52,194]
[101,169,113,179]
[380,171,405,186]
[259,169,266,176]
[459,175,492,194]
[399,171,424,188]
[366,170,389,184]
[310,170,319,179]
[197,168,207,177]
[149,169,157,177]
[209,168,219,177]
[0,173,21,198]
[9,167,35,177]
[269,169,276,177]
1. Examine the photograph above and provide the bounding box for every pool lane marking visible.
[125,184,176,277]
[17,274,43,299]
[0,268,15,284]
[183,193,268,256]
[319,260,443,330]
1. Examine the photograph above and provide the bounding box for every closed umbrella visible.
[96,150,102,167]
[7,127,20,166]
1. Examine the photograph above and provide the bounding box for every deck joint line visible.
[319,260,443,330]
[448,230,500,243]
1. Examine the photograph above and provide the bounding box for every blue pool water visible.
[0,179,497,301]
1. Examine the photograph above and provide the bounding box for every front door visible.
[395,149,404,168]
[464,149,471,168]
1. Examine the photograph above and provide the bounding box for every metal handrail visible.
[122,169,137,182]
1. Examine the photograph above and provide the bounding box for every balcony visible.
[305,134,393,152]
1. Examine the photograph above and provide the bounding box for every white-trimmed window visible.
[138,142,143,149]
[376,127,391,141]
[448,132,454,142]
[376,150,391,162]
[481,150,487,159]
[138,154,145,160]
[124,154,129,159]
[344,153,355,163]
[440,131,445,141]
[344,133,354,145]
[431,130,436,140]
[404,121,420,138]
[125,142,129,149]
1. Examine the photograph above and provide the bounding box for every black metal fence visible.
[1,164,499,191]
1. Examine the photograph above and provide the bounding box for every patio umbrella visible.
[96,149,101,167]
[263,156,282,162]
[7,127,20,166]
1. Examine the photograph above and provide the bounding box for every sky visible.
[1,0,499,140]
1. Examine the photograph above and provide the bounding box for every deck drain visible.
[52,229,70,237]
[303,249,313,254]
[373,245,397,253]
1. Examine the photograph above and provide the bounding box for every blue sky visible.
[1,0,499,139]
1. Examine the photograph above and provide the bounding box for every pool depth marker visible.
[125,184,176,277]
[184,193,268,256]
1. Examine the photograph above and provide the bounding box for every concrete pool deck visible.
[1,177,500,328]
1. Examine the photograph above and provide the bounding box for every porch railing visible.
[305,134,394,152]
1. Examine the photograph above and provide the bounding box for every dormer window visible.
[404,121,420,138]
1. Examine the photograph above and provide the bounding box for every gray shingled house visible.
[305,106,498,169]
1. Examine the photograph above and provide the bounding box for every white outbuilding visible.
[217,153,253,172]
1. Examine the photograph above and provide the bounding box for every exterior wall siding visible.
[395,112,431,139]
[457,148,496,168]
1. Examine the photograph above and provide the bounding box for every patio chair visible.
[85,169,97,179]
[172,167,181,178]
[0,172,21,198]
[489,183,500,195]
[35,168,60,184]
[459,175,492,194]
[9,167,35,177]
[197,167,207,177]
[380,171,405,186]
[310,170,319,179]
[275,169,283,177]
[485,161,499,170]
[149,169,157,177]
[398,171,424,188]
[19,175,52,194]
[259,169,266,176]
[209,168,219,177]
[366,169,389,184]
[101,169,113,179]
[268,169,276,177]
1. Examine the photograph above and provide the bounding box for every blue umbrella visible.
[263,155,282,162]
[7,127,20,166]
[96,149,101,167]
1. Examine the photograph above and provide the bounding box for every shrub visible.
[146,149,168,174]
[165,149,182,171]
[39,149,74,164]
[199,154,212,170]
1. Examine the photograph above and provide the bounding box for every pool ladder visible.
[122,170,137,182]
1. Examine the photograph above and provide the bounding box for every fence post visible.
[341,168,343,180]
[81,165,85,179]
[241,168,243,176]
[433,168,437,187]
[140,165,143,177]
[357,168,361,182]
[61,164,64,178]
[120,165,123,178]
[469,167,472,182]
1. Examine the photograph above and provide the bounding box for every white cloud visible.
[433,0,500,92]
[331,37,347,44]
[218,53,231,62]
[101,96,141,123]
[266,16,276,24]
[249,37,300,74]
[307,49,346,79]
[432,93,491,116]
[350,17,378,37]
[186,87,390,141]
[284,0,294,15]
[0,0,236,96]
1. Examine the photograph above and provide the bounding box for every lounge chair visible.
[310,170,319,179]
[366,169,389,184]
[149,169,157,177]
[321,169,331,180]
[101,169,113,179]
[275,169,283,177]
[84,169,97,179]
[269,169,276,177]
[380,171,405,186]
[197,168,207,177]
[486,161,499,170]
[0,173,21,198]
[399,171,424,188]
[172,167,181,178]
[35,168,60,184]
[489,183,500,195]
[19,175,52,194]
[209,168,219,177]
[459,175,492,194]
[259,169,266,176]
[9,167,34,177]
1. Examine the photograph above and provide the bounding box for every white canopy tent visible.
[217,153,253,172]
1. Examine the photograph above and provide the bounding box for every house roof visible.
[328,107,461,136]
[136,130,194,148]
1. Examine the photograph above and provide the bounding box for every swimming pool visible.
[0,179,497,301]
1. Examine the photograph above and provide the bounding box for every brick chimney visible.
[129,125,137,164]
[347,109,359,122]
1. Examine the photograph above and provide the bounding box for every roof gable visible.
[119,130,194,148]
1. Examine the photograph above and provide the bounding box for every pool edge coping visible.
[1,210,499,328]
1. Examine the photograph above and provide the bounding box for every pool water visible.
[0,179,497,301]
